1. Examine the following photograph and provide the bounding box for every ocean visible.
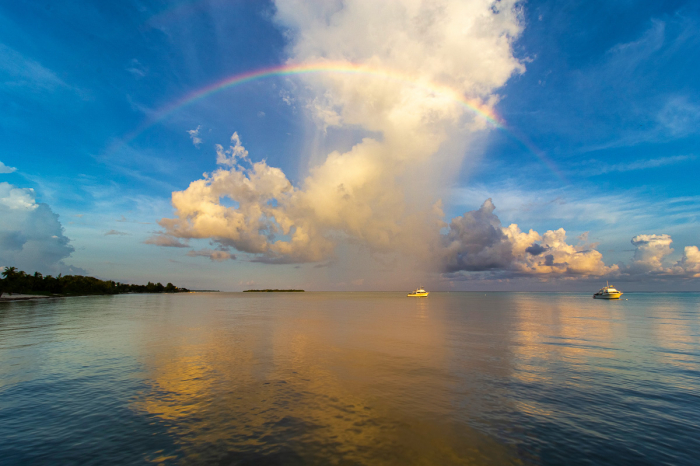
[1,292,698,465]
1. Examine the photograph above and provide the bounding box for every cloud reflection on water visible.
[131,293,520,464]
[2,293,698,465]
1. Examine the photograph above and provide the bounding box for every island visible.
[0,267,189,299]
[243,289,305,292]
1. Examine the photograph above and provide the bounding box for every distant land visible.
[0,267,189,298]
[243,289,305,292]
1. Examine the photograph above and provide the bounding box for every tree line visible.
[0,267,188,297]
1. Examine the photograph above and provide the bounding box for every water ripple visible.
[1,292,699,465]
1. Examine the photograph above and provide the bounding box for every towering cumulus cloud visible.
[625,234,700,277]
[0,182,83,274]
[154,0,700,284]
[443,199,618,278]
[159,0,526,266]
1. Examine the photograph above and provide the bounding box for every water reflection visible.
[132,293,520,464]
[1,292,699,465]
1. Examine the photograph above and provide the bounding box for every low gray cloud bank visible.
[443,201,699,280]
[186,249,236,262]
[143,234,189,248]
[443,199,618,277]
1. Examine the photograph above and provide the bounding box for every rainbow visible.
[117,61,566,182]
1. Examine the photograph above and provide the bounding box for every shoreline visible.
[0,291,192,302]
[0,294,56,302]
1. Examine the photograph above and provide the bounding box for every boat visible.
[407,286,429,297]
[593,282,623,299]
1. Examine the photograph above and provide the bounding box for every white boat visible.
[593,282,623,299]
[408,286,429,297]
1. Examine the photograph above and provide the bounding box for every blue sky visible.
[1,0,699,291]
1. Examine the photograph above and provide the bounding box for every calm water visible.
[1,292,699,465]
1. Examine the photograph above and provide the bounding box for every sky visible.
[1,0,699,291]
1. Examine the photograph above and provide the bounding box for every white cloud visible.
[0,43,69,92]
[126,58,147,79]
[657,96,700,137]
[0,183,36,210]
[160,0,526,265]
[279,89,294,105]
[187,125,202,147]
[505,226,618,276]
[676,246,700,277]
[0,182,84,274]
[0,161,17,174]
[628,234,674,273]
[148,2,700,285]
[625,234,700,278]
[215,132,248,166]
[450,183,700,234]
[592,155,695,174]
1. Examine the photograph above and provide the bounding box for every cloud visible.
[628,234,674,274]
[279,89,294,105]
[126,58,147,79]
[624,234,700,278]
[592,155,695,174]
[187,125,202,147]
[504,225,618,277]
[144,234,189,248]
[187,249,236,262]
[145,3,700,286]
[0,161,17,174]
[313,261,336,269]
[443,199,513,272]
[657,96,700,137]
[517,16,700,154]
[105,229,128,236]
[0,183,35,209]
[676,246,700,277]
[159,0,526,266]
[215,132,248,166]
[0,43,70,92]
[451,183,700,234]
[0,182,85,274]
[443,199,618,277]
[525,243,549,256]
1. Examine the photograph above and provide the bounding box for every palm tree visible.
[1,266,18,297]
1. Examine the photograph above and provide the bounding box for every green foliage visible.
[0,267,188,297]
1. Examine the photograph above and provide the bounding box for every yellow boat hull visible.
[407,292,429,297]
[593,292,622,299]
